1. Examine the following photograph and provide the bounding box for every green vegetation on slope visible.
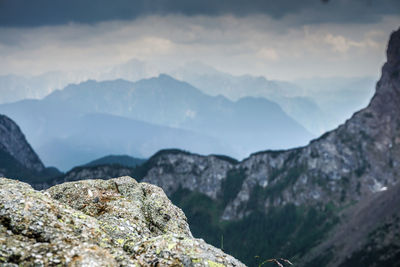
[171,186,339,266]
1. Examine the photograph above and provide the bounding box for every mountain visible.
[5,109,231,171]
[93,28,399,266]
[0,72,88,104]
[0,114,61,185]
[44,75,312,151]
[173,62,374,135]
[0,75,313,170]
[294,76,376,129]
[0,114,44,172]
[0,59,160,105]
[83,154,146,168]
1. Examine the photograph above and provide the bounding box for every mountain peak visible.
[368,27,400,114]
[386,27,400,70]
[157,73,176,81]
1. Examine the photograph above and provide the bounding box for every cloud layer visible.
[0,1,399,80]
[0,14,399,80]
[0,0,399,27]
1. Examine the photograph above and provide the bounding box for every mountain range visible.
[172,62,376,134]
[0,75,312,170]
[0,58,375,137]
[83,154,146,168]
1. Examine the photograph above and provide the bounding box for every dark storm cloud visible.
[0,0,399,27]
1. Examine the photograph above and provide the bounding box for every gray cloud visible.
[0,14,399,80]
[0,0,399,27]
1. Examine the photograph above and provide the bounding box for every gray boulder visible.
[0,176,244,266]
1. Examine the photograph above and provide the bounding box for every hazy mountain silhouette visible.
[0,75,313,170]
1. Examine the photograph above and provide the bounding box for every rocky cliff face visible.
[142,151,236,200]
[0,115,44,173]
[0,177,244,266]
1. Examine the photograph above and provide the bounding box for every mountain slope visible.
[14,111,231,171]
[304,181,400,267]
[47,74,313,152]
[172,62,356,135]
[0,114,61,186]
[0,114,44,172]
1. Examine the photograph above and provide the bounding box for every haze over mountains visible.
[0,75,314,170]
[0,58,375,136]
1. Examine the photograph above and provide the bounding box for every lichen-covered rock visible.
[124,234,242,267]
[0,177,245,266]
[45,176,192,244]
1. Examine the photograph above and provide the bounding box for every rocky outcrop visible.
[0,177,244,266]
[142,151,236,200]
[0,115,44,173]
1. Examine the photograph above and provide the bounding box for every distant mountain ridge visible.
[0,58,375,137]
[173,63,375,135]
[0,74,313,170]
[83,155,146,168]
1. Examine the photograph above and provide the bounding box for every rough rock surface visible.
[0,115,44,172]
[142,152,234,200]
[0,177,244,266]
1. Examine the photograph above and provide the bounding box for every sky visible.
[0,0,400,80]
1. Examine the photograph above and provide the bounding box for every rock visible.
[0,177,245,266]
[46,176,192,242]
[142,151,235,200]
